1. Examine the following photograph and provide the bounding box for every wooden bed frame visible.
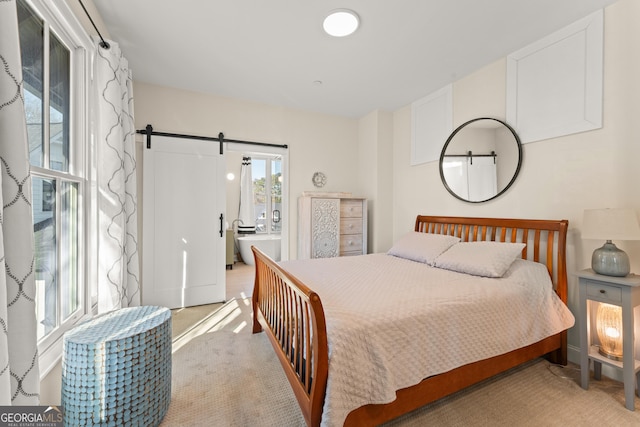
[251,215,569,426]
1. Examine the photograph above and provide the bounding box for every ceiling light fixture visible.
[323,9,360,37]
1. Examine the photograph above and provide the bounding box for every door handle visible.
[219,213,224,237]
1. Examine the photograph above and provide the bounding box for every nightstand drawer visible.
[586,281,622,304]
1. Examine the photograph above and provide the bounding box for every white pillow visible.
[433,241,526,278]
[387,232,460,265]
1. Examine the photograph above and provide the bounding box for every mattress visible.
[279,253,575,427]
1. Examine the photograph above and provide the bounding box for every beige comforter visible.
[279,253,575,427]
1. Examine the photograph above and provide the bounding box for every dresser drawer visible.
[340,200,363,218]
[340,250,363,257]
[341,218,362,235]
[586,281,622,304]
[340,234,363,254]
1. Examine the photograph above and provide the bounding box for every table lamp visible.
[582,208,640,277]
[595,302,623,360]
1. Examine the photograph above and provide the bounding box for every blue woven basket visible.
[62,306,172,427]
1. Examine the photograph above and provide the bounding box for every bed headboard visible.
[415,215,569,302]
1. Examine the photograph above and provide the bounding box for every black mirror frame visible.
[439,117,522,204]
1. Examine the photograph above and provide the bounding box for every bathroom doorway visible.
[225,144,289,268]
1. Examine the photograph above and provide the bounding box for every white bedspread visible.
[279,253,575,427]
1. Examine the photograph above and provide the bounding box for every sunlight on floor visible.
[171,298,252,353]
[233,321,247,333]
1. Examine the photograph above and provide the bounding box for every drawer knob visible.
[599,289,606,294]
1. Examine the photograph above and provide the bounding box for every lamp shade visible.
[582,208,640,241]
[596,302,623,361]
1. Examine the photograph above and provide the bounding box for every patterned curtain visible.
[238,156,256,234]
[94,39,140,312]
[0,0,40,405]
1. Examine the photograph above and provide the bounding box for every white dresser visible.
[298,193,368,259]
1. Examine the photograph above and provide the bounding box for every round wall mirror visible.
[439,118,522,203]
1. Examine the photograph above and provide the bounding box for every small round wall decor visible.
[312,172,327,188]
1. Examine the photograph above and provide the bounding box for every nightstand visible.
[578,269,640,410]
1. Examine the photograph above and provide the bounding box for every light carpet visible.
[160,298,640,426]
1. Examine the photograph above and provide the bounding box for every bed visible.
[251,215,574,426]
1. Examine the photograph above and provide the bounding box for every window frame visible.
[251,155,282,234]
[20,0,96,378]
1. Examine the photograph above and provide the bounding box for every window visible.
[17,0,91,365]
[252,156,282,234]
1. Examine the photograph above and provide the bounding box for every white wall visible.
[358,110,394,253]
[391,0,640,363]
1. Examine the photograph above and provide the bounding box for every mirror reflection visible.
[439,118,522,203]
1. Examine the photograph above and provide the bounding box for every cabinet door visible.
[311,198,340,258]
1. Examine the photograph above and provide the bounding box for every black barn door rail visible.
[136,124,288,154]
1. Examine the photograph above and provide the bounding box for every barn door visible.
[142,134,226,308]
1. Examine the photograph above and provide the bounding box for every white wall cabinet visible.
[506,10,603,143]
[298,194,368,259]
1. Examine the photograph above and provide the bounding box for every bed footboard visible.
[251,246,328,427]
